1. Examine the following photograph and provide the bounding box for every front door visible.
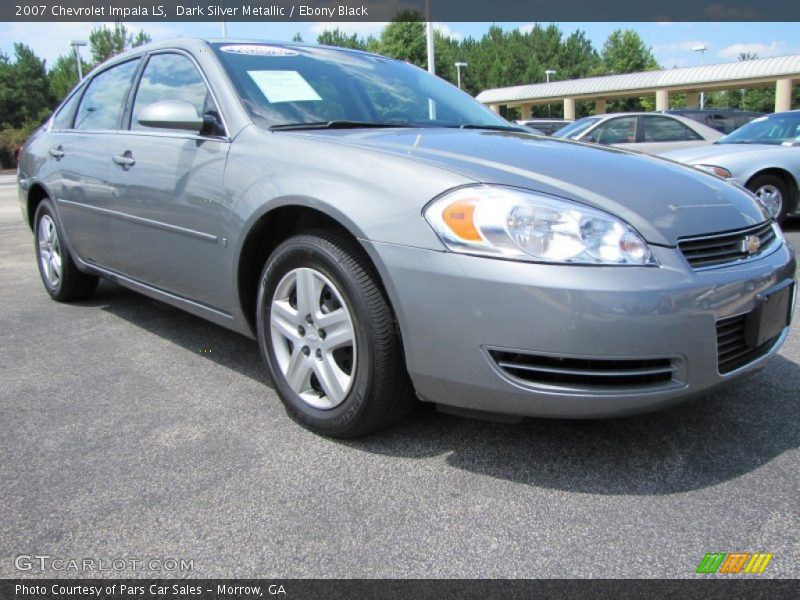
[107,52,232,311]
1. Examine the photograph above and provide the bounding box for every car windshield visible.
[211,43,514,130]
[552,117,602,139]
[718,113,800,145]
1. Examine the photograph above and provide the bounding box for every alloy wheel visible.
[754,184,783,220]
[270,267,357,410]
[38,215,62,288]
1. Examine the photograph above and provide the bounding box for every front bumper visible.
[364,238,796,418]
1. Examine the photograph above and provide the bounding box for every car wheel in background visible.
[256,231,413,438]
[34,199,98,302]
[747,174,791,224]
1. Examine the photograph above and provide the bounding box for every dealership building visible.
[477,54,800,119]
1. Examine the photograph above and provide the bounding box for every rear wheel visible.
[747,174,791,224]
[34,199,98,302]
[256,231,413,438]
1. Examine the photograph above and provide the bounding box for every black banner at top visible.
[4,0,800,22]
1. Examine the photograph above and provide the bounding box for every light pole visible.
[545,69,556,115]
[454,61,468,90]
[693,44,707,108]
[70,40,87,81]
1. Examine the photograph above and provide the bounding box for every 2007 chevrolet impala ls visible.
[17,39,796,437]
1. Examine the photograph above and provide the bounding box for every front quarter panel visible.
[224,127,471,251]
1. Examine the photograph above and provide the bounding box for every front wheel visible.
[34,198,98,302]
[256,231,413,438]
[747,174,791,224]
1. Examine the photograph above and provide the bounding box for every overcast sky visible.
[2,21,799,73]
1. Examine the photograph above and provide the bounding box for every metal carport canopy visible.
[476,54,800,114]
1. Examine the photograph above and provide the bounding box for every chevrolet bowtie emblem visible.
[740,234,761,254]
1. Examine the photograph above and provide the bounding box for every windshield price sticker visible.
[247,70,322,104]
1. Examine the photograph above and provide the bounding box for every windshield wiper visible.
[270,120,417,131]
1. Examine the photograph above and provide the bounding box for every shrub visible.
[0,123,37,169]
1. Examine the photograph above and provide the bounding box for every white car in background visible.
[553,112,722,154]
[661,111,800,223]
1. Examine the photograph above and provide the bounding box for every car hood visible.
[298,128,767,246]
[659,143,784,163]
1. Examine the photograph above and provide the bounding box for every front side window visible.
[586,116,637,144]
[74,59,140,131]
[642,116,702,142]
[131,53,215,132]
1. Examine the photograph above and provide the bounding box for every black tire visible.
[34,198,98,302]
[256,230,413,438]
[746,173,792,224]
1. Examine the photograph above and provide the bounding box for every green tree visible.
[48,54,90,102]
[291,33,304,43]
[373,10,426,67]
[89,23,151,64]
[600,29,659,74]
[0,43,53,128]
[600,29,660,112]
[316,28,368,51]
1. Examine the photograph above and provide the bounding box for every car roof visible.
[95,37,379,70]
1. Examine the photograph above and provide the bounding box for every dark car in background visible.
[660,108,764,134]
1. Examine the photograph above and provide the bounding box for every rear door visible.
[52,59,141,266]
[107,51,232,311]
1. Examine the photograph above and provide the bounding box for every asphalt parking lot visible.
[1,171,798,579]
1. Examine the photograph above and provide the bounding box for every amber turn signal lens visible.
[442,200,482,241]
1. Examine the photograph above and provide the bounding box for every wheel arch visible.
[235,203,399,339]
[25,181,53,230]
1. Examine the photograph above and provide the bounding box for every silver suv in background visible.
[17,39,796,437]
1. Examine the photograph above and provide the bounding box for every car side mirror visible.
[137,100,203,132]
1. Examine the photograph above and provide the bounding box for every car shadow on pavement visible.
[347,353,800,495]
[88,280,798,497]
[88,280,271,386]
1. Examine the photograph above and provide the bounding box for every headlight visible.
[694,164,732,178]
[424,185,656,265]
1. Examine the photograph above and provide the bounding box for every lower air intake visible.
[489,350,675,388]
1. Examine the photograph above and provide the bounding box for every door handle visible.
[49,146,64,159]
[112,152,135,168]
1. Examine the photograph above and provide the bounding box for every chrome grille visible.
[716,314,779,374]
[489,350,675,388]
[678,222,777,269]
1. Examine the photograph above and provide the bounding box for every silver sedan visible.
[661,111,800,223]
[553,112,722,153]
[16,39,796,437]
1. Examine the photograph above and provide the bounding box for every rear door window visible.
[74,59,140,131]
[642,116,702,142]
[51,88,83,130]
